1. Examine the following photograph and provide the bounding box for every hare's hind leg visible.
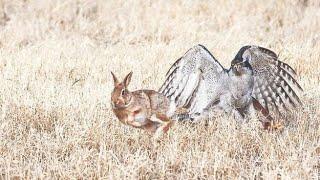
[142,120,158,133]
[150,114,173,139]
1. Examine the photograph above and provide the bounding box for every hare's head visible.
[111,71,133,109]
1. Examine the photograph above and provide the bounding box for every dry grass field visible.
[0,0,319,179]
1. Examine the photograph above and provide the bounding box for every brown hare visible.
[110,71,174,138]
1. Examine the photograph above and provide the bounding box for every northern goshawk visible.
[159,45,302,127]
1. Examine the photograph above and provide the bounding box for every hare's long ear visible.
[111,71,119,85]
[123,71,133,87]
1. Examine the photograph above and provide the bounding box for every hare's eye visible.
[121,89,125,96]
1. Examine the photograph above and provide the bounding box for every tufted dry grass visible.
[0,0,319,179]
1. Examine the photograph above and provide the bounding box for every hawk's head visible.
[230,46,253,76]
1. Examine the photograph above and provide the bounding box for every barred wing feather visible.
[159,44,226,114]
[243,46,303,114]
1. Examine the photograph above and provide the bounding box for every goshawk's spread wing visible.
[241,45,303,115]
[159,44,227,114]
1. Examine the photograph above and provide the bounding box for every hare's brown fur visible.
[111,72,173,136]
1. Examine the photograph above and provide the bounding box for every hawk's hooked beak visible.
[231,58,243,67]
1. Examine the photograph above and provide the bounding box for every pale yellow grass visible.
[0,0,319,179]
